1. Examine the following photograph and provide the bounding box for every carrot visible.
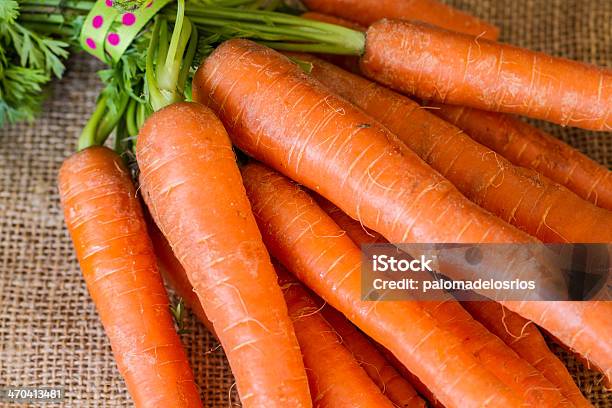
[316,197,577,407]
[462,301,592,407]
[301,0,499,40]
[147,220,213,334]
[241,161,573,408]
[319,306,426,407]
[193,39,534,245]
[58,146,202,408]
[276,265,395,408]
[430,104,612,211]
[359,19,612,131]
[295,53,612,243]
[136,102,311,407]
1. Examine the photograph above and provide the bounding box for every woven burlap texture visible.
[0,0,610,406]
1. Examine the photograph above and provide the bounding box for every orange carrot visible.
[136,102,311,407]
[359,19,612,131]
[242,161,571,408]
[320,306,426,408]
[295,53,612,243]
[147,220,213,334]
[58,146,203,408]
[301,0,499,40]
[462,301,592,407]
[193,39,534,245]
[430,104,612,211]
[276,266,395,408]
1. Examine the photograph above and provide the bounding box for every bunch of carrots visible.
[52,0,611,406]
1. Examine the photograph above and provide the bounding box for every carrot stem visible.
[158,0,189,92]
[16,13,66,24]
[125,99,139,137]
[145,18,164,111]
[145,3,197,111]
[77,94,108,151]
[136,102,147,130]
[95,93,129,144]
[166,6,366,55]
[21,22,73,37]
[113,117,129,155]
[18,0,95,12]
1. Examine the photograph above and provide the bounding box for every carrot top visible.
[69,3,366,154]
[77,0,199,151]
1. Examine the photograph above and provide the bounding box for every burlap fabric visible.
[0,0,610,406]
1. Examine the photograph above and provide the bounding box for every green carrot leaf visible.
[0,0,76,125]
